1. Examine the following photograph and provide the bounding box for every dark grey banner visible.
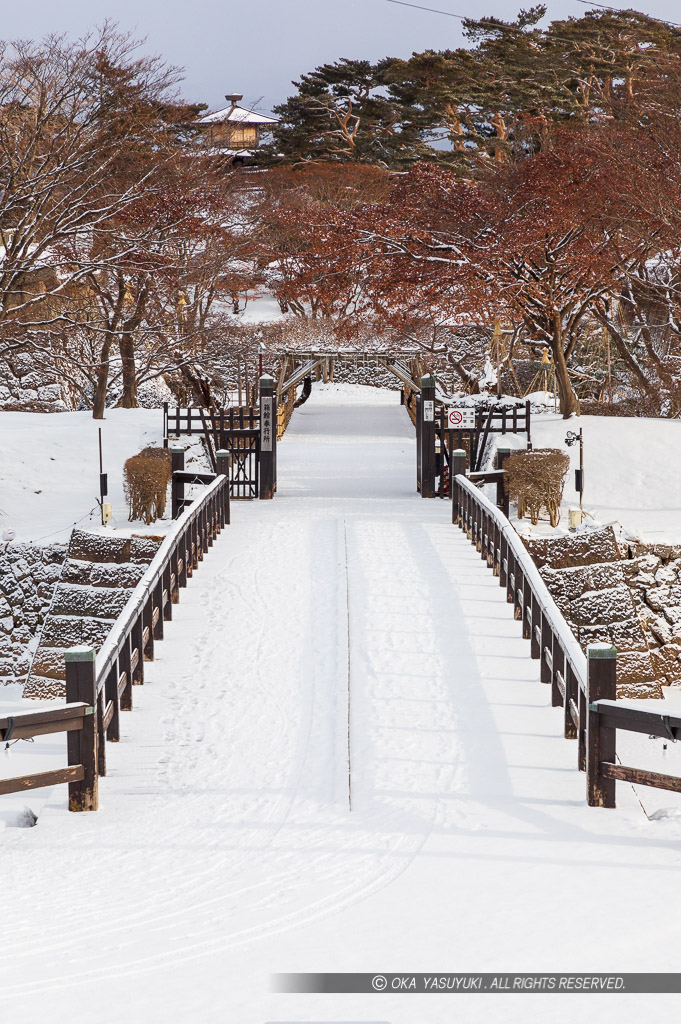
[272,973,681,994]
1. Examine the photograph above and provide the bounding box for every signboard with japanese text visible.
[447,408,476,430]
[261,396,273,452]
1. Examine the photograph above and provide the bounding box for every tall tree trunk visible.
[552,338,580,418]
[92,336,113,420]
[119,333,138,408]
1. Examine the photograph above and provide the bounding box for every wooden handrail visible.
[95,474,228,694]
[454,473,587,693]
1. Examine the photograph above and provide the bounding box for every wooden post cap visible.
[452,448,467,456]
[259,374,275,387]
[587,643,617,660]
[65,646,96,663]
[497,446,511,454]
[216,449,230,459]
[421,374,436,388]
[170,446,184,455]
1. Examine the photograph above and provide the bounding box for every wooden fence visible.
[0,474,230,811]
[452,467,681,808]
[163,385,277,501]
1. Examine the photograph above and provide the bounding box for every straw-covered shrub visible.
[123,447,172,524]
[505,447,570,527]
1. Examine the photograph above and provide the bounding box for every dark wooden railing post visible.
[586,643,617,808]
[450,449,466,525]
[171,448,185,520]
[66,647,98,812]
[143,594,154,660]
[522,574,531,639]
[514,565,523,621]
[496,446,510,517]
[506,546,515,605]
[163,564,172,619]
[493,521,501,575]
[259,374,276,500]
[530,594,540,659]
[540,614,552,684]
[216,450,231,526]
[499,531,508,589]
[419,374,436,498]
[131,613,144,682]
[179,533,188,588]
[104,663,120,743]
[153,579,164,640]
[552,636,564,709]
[564,662,578,740]
[120,637,133,710]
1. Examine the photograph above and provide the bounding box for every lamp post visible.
[565,428,584,510]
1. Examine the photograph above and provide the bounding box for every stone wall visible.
[524,527,681,698]
[0,543,67,686]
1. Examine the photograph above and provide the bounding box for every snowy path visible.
[2,384,681,1024]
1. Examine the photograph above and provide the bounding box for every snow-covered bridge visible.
[2,384,680,1024]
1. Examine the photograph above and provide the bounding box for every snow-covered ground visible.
[0,409,206,543]
[1,384,680,1024]
[498,410,681,544]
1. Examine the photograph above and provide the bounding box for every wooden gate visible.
[219,407,260,500]
[164,404,261,500]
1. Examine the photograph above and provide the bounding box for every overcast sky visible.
[5,1,680,113]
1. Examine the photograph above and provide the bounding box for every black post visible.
[587,643,617,808]
[66,647,98,812]
[450,448,467,525]
[216,449,231,526]
[259,374,276,500]
[171,448,185,520]
[419,374,436,498]
[496,446,511,517]
[415,395,422,492]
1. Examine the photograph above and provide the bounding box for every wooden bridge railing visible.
[453,470,681,808]
[277,386,296,440]
[0,474,230,811]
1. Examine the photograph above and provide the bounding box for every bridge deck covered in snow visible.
[2,384,680,1024]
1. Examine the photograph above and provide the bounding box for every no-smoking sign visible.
[447,407,476,429]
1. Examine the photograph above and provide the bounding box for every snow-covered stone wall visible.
[0,543,67,685]
[524,527,681,697]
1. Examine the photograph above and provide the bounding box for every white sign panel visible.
[261,396,273,452]
[447,407,476,430]
[423,400,434,422]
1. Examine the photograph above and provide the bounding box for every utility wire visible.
[384,0,681,31]
[384,0,465,18]
[571,0,681,30]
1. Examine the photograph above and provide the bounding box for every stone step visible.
[30,646,70,681]
[26,528,163,698]
[61,558,147,589]
[50,583,131,619]
[68,529,162,565]
[23,674,66,700]
[68,529,133,564]
[40,614,115,650]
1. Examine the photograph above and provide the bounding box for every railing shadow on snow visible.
[452,459,681,810]
[0,473,230,811]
